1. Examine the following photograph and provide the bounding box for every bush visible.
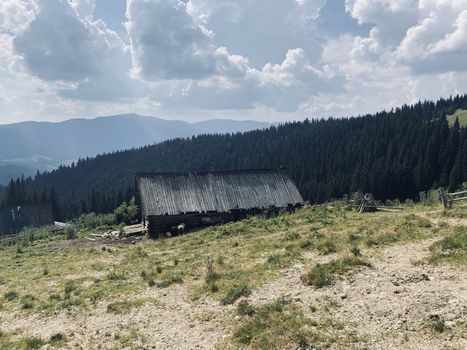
[222,284,251,305]
[72,212,116,230]
[4,291,18,301]
[114,199,138,225]
[17,226,56,245]
[65,226,77,240]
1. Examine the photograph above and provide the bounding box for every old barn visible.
[135,169,304,237]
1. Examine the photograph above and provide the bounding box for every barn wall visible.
[145,204,302,238]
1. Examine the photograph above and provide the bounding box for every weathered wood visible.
[135,169,303,217]
[448,190,467,196]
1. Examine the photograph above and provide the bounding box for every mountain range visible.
[0,114,269,184]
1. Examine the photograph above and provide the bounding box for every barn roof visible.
[135,169,303,216]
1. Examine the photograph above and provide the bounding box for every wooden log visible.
[448,190,467,196]
[439,188,449,210]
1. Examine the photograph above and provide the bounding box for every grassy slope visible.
[447,109,467,127]
[0,204,466,349]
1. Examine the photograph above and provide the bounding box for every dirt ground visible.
[1,212,466,349]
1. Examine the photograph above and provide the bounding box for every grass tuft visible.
[222,284,251,305]
[4,291,18,302]
[107,300,144,314]
[302,256,371,288]
[233,299,316,349]
[430,227,467,265]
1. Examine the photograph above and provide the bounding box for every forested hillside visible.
[1,95,466,221]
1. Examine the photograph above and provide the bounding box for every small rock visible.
[421,273,431,281]
[340,293,347,300]
[394,289,402,294]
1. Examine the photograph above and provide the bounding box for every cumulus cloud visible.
[396,0,467,73]
[13,0,124,82]
[188,0,326,67]
[0,0,35,35]
[1,0,466,123]
[126,0,249,80]
[5,0,145,101]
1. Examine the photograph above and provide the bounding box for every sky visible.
[0,0,466,124]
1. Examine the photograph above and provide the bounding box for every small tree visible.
[114,198,138,225]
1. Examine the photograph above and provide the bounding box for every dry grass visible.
[0,202,463,348]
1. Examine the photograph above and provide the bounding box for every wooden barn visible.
[135,169,304,238]
[0,205,54,235]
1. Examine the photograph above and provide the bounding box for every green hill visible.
[2,95,466,221]
[447,109,467,127]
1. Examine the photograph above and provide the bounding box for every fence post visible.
[439,188,448,210]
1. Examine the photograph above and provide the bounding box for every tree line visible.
[1,94,466,221]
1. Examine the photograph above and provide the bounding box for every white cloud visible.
[0,0,35,34]
[13,0,123,82]
[125,0,249,80]
[0,0,466,124]
[396,0,467,73]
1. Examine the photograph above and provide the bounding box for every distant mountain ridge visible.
[0,114,270,184]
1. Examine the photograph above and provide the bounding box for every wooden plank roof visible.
[135,169,303,216]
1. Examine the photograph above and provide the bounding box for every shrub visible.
[222,284,251,305]
[114,199,138,225]
[4,291,18,301]
[65,226,77,240]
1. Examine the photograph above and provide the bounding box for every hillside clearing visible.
[0,204,466,349]
[447,109,467,127]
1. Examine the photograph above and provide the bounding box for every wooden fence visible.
[439,188,467,209]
